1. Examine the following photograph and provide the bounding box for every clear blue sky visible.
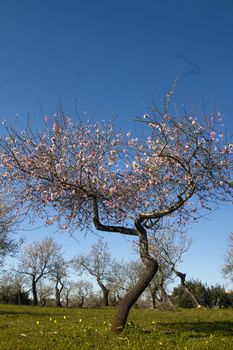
[1,0,233,289]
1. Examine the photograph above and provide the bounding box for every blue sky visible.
[1,0,233,289]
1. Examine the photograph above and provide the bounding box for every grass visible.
[0,304,233,349]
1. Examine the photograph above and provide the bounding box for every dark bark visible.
[97,279,109,306]
[173,269,201,308]
[152,293,156,309]
[111,218,158,333]
[32,277,38,306]
[111,257,158,332]
[93,200,159,333]
[158,268,175,310]
[148,283,158,309]
[159,285,175,310]
[55,281,64,307]
[78,296,84,308]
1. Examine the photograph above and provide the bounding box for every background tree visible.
[0,97,232,331]
[222,233,233,283]
[71,280,93,307]
[205,285,233,308]
[50,256,68,307]
[149,228,201,307]
[73,240,113,306]
[172,279,207,308]
[172,280,233,308]
[108,261,127,305]
[0,272,29,305]
[14,237,62,305]
[37,279,54,306]
[0,198,21,267]
[110,259,173,309]
[62,280,76,308]
[148,263,175,310]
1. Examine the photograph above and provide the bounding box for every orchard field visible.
[0,304,232,350]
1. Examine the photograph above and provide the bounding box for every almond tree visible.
[71,280,93,307]
[0,198,21,267]
[0,272,28,304]
[0,100,232,331]
[14,237,62,305]
[62,279,76,308]
[149,228,201,307]
[50,256,68,307]
[148,263,174,310]
[37,279,53,306]
[72,240,113,306]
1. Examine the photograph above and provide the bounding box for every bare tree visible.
[0,272,28,304]
[72,240,113,306]
[0,94,232,331]
[0,199,21,267]
[62,280,77,308]
[109,260,135,302]
[14,237,62,305]
[71,280,93,307]
[147,263,174,310]
[50,256,69,307]
[222,233,233,283]
[37,279,54,306]
[150,228,201,307]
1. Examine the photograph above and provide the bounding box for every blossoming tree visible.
[0,105,232,331]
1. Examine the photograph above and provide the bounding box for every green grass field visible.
[0,304,232,349]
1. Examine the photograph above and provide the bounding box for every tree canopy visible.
[0,103,232,331]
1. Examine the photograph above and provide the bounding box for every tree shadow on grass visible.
[157,321,233,338]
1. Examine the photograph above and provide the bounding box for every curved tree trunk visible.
[111,219,158,333]
[174,269,201,308]
[97,280,109,306]
[111,257,158,332]
[92,200,159,333]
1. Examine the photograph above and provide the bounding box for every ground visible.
[0,304,232,349]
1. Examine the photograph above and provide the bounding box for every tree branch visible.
[92,198,136,236]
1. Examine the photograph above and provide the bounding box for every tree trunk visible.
[32,277,38,306]
[111,218,159,333]
[152,294,156,309]
[174,270,201,308]
[17,286,22,305]
[97,280,109,306]
[159,285,175,310]
[111,257,158,332]
[55,282,63,307]
[92,204,159,333]
[103,288,109,306]
[66,295,69,308]
[78,296,84,308]
[148,284,157,309]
